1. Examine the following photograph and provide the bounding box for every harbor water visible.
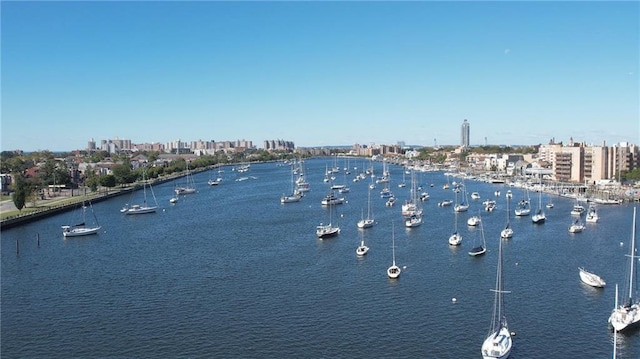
[2,157,639,358]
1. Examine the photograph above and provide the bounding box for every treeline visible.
[1,149,308,211]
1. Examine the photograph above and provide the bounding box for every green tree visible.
[99,174,117,188]
[11,173,27,211]
[112,159,133,185]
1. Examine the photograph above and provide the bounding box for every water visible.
[2,158,639,358]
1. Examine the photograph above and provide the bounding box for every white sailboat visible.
[579,267,606,288]
[468,212,487,256]
[356,230,370,256]
[62,200,101,237]
[281,166,302,204]
[531,174,546,224]
[403,170,423,227]
[608,207,640,332]
[454,181,469,213]
[568,218,585,233]
[514,187,531,217]
[121,171,159,215]
[449,212,463,246]
[500,194,513,239]
[387,222,401,279]
[175,162,196,195]
[481,233,513,359]
[316,196,340,239]
[357,187,375,228]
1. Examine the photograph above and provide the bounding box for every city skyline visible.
[1,1,638,152]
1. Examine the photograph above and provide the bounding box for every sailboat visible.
[454,180,469,213]
[608,207,640,332]
[404,170,423,228]
[531,175,546,224]
[398,167,407,188]
[387,222,401,279]
[545,193,554,209]
[568,218,585,233]
[514,187,531,217]
[579,267,606,288]
[468,211,487,256]
[356,230,370,256]
[481,232,513,359]
[175,162,197,195]
[501,195,514,239]
[316,196,340,239]
[121,171,159,215]
[357,187,375,228]
[281,166,302,204]
[449,212,463,246]
[62,200,101,237]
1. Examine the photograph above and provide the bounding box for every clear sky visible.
[1,1,638,152]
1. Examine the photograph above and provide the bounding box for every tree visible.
[99,174,117,188]
[11,173,27,211]
[112,159,133,185]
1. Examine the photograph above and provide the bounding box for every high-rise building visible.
[461,119,470,147]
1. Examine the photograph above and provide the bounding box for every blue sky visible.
[1,1,638,151]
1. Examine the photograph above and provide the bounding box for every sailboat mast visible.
[392,222,396,266]
[628,207,637,301]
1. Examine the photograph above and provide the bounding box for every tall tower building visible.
[461,119,470,147]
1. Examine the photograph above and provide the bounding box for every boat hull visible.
[124,206,157,215]
[387,265,401,279]
[609,303,640,332]
[578,267,606,288]
[481,327,512,359]
[62,226,101,237]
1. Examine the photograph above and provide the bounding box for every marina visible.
[2,157,639,358]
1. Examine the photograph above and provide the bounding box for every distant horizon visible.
[3,138,636,155]
[2,1,638,152]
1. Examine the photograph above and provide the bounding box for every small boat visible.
[578,267,606,288]
[356,232,369,257]
[568,219,585,233]
[321,191,345,206]
[571,203,586,216]
[386,196,396,207]
[449,232,463,246]
[449,212,463,246]
[405,213,423,228]
[439,199,453,207]
[469,213,487,256]
[531,175,546,224]
[467,215,481,227]
[357,188,375,229]
[281,192,303,204]
[175,163,197,195]
[514,199,531,217]
[62,201,101,237]
[501,196,514,239]
[471,192,481,200]
[316,200,340,239]
[585,204,599,223]
[122,171,159,215]
[387,223,401,279]
[207,177,222,186]
[281,169,303,204]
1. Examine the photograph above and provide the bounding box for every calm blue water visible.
[2,157,639,358]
